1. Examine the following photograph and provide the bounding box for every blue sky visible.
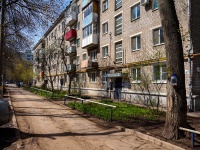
[32,0,71,48]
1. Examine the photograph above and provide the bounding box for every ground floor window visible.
[90,72,96,83]
[153,64,167,81]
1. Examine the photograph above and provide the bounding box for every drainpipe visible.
[187,0,193,111]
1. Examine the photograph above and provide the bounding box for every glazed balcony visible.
[82,12,98,28]
[82,0,92,8]
[65,29,77,41]
[66,64,76,72]
[66,11,77,26]
[82,33,98,49]
[66,46,76,56]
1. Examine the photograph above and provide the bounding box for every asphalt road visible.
[5,84,170,150]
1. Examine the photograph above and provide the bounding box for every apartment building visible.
[33,0,200,110]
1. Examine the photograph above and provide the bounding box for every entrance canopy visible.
[104,73,128,78]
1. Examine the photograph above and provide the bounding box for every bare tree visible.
[0,0,70,97]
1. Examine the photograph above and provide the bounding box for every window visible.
[61,63,65,72]
[115,0,122,10]
[102,0,108,12]
[58,25,60,31]
[102,22,108,34]
[82,3,92,19]
[131,68,141,81]
[62,21,65,32]
[152,0,159,10]
[77,38,80,47]
[115,41,122,63]
[131,3,140,20]
[77,5,80,13]
[115,14,122,35]
[90,50,97,61]
[71,40,76,46]
[51,32,54,39]
[83,24,92,38]
[131,35,141,50]
[90,72,96,83]
[82,53,87,60]
[153,27,164,45]
[76,56,80,65]
[76,74,79,82]
[82,73,86,82]
[153,64,167,81]
[102,46,108,58]
[102,71,108,82]
[93,23,98,34]
[77,22,80,30]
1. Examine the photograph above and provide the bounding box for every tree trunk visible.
[68,74,71,95]
[0,0,6,98]
[158,0,189,139]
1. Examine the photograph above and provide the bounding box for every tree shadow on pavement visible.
[19,129,124,140]
[0,128,19,150]
[14,110,85,119]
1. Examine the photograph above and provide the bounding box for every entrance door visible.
[114,77,122,99]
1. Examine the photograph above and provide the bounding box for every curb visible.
[48,99,185,150]
[115,126,185,150]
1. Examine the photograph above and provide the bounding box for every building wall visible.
[33,0,200,109]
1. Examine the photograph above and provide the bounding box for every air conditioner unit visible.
[141,0,149,6]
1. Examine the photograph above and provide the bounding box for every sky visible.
[32,0,71,49]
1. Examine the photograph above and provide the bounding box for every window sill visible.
[90,82,97,84]
[132,49,140,52]
[115,6,122,11]
[115,61,122,64]
[131,81,141,84]
[153,43,165,47]
[131,17,140,22]
[152,80,167,84]
[115,33,122,36]
[102,9,108,13]
[152,8,159,12]
[102,32,108,36]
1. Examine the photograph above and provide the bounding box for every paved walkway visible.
[6,84,185,150]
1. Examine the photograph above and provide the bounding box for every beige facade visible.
[33,0,200,110]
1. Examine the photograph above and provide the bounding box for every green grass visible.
[68,100,165,121]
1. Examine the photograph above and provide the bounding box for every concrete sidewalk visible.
[6,84,187,150]
[187,111,200,118]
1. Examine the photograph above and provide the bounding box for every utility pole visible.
[0,0,5,98]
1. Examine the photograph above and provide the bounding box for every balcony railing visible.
[66,46,76,56]
[65,29,77,41]
[82,33,98,49]
[66,64,76,72]
[81,60,98,69]
[82,12,98,28]
[66,12,77,26]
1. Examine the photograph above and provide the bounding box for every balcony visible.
[82,0,92,8]
[65,29,77,41]
[81,60,98,69]
[82,12,98,28]
[66,11,77,26]
[82,33,98,49]
[66,46,76,56]
[66,64,76,72]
